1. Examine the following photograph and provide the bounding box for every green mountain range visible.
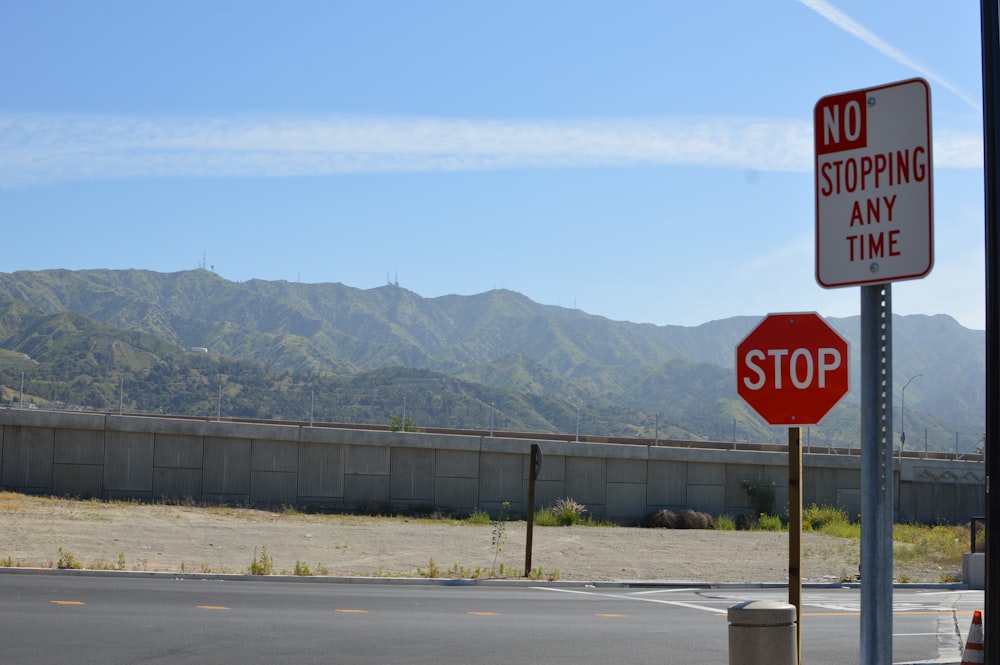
[0,268,985,453]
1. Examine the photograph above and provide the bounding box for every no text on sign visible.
[814,78,933,288]
[736,313,849,426]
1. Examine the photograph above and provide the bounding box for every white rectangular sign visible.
[814,78,933,288]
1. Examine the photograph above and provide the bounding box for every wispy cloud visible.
[798,0,981,112]
[0,112,980,188]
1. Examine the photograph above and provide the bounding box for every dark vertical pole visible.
[981,2,1000,658]
[524,443,541,575]
[788,426,802,665]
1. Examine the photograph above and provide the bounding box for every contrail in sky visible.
[798,0,981,112]
[0,112,979,188]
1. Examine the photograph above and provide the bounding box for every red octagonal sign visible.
[736,312,849,426]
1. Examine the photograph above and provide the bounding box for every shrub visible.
[894,523,968,568]
[57,547,82,570]
[418,559,441,578]
[467,509,491,525]
[639,509,714,529]
[802,504,859,538]
[639,509,678,528]
[741,477,777,516]
[248,546,274,575]
[533,508,561,527]
[552,498,587,526]
[490,501,510,573]
[676,509,714,529]
[388,416,419,432]
[803,504,850,531]
[715,515,736,531]
[755,513,784,531]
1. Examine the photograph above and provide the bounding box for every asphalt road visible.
[0,572,982,665]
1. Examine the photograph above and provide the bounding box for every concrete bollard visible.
[728,600,797,665]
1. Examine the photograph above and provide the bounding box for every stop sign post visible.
[736,312,849,426]
[735,311,848,660]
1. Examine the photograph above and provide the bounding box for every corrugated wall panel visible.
[251,471,298,505]
[607,483,646,523]
[688,462,725,485]
[565,457,607,507]
[434,449,479,478]
[154,434,203,469]
[347,445,390,475]
[298,443,345,499]
[434,477,478,512]
[153,468,202,500]
[534,480,567,510]
[478,453,522,504]
[252,439,297,473]
[687,484,725,514]
[53,429,104,465]
[607,458,646,484]
[537,454,566,482]
[202,437,251,497]
[1,426,54,491]
[646,460,688,507]
[103,431,154,492]
[344,474,390,508]
[52,463,103,498]
[837,488,861,518]
[391,447,434,500]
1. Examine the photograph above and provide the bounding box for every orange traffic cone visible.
[961,610,984,665]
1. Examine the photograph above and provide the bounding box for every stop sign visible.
[736,312,849,426]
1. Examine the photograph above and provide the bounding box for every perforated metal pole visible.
[860,284,894,665]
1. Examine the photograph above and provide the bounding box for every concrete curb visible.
[0,566,971,591]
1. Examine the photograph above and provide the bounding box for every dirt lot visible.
[0,493,956,583]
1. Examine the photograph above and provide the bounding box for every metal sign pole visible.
[860,284,894,665]
[980,1,1000,658]
[524,443,541,575]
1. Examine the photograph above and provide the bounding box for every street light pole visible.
[900,374,923,458]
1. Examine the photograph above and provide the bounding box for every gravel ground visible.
[0,493,954,583]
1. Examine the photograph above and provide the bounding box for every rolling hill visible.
[0,268,985,452]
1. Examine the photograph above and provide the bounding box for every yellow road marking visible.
[50,600,85,606]
[594,613,627,618]
[196,605,230,611]
[336,609,368,614]
[467,611,500,616]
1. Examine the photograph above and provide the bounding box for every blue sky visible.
[0,1,986,329]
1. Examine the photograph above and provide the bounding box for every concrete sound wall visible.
[0,408,985,524]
